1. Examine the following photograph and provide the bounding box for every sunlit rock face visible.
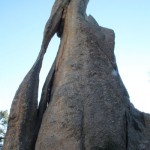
[3,0,150,150]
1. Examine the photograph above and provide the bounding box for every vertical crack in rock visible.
[32,62,56,149]
[80,104,85,150]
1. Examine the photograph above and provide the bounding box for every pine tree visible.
[0,110,8,143]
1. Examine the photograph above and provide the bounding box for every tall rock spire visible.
[3,0,71,149]
[3,0,150,150]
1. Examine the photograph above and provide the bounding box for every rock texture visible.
[3,0,150,150]
[3,0,68,149]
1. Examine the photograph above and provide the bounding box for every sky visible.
[0,0,150,113]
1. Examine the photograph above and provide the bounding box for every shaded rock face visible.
[3,0,150,150]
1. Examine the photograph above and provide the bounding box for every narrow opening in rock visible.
[38,34,60,103]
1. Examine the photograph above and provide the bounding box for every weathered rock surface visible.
[3,0,150,150]
[3,0,68,149]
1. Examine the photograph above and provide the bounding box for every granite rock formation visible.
[3,0,150,150]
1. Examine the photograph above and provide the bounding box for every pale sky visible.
[0,0,150,113]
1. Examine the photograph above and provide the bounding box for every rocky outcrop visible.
[3,0,69,149]
[3,0,150,150]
